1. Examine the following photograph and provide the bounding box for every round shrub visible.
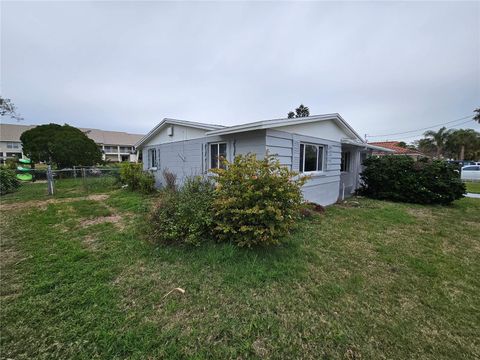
[358,156,465,205]
[211,154,307,247]
[0,168,21,195]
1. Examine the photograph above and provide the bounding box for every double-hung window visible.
[148,148,157,168]
[210,143,227,169]
[300,143,324,173]
[341,151,351,172]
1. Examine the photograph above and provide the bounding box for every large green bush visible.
[358,156,465,205]
[149,177,215,245]
[0,168,21,195]
[120,163,155,194]
[211,154,307,247]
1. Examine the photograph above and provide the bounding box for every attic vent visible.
[167,125,174,136]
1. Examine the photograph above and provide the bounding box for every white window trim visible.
[300,142,325,174]
[341,151,351,173]
[148,148,157,170]
[209,142,228,170]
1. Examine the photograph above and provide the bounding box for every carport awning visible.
[341,139,395,153]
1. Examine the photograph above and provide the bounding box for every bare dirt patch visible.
[0,194,110,211]
[79,214,123,229]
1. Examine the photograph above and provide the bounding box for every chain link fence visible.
[36,166,121,196]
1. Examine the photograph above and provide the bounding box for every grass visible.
[1,182,479,359]
[465,181,480,194]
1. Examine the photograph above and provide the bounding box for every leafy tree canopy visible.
[474,108,480,123]
[287,104,310,119]
[20,124,102,168]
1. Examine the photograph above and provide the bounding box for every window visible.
[210,143,227,169]
[300,143,324,172]
[341,151,351,172]
[104,146,117,153]
[120,146,131,153]
[148,148,157,168]
[463,166,479,171]
[7,142,20,149]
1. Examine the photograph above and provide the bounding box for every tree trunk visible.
[460,145,465,161]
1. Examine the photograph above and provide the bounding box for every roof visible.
[341,138,394,152]
[368,141,424,155]
[205,113,365,141]
[77,128,143,146]
[0,123,144,146]
[136,118,225,148]
[0,124,36,141]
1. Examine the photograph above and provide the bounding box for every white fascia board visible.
[136,118,224,148]
[205,114,343,136]
[341,139,395,152]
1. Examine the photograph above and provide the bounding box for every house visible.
[368,141,425,160]
[136,114,392,205]
[0,123,144,163]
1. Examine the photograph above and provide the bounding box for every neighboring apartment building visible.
[368,141,425,160]
[0,123,144,164]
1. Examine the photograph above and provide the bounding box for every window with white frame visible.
[7,142,20,149]
[299,143,324,172]
[341,151,351,172]
[148,148,157,168]
[210,143,227,169]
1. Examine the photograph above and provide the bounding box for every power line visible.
[370,119,477,141]
[366,115,472,138]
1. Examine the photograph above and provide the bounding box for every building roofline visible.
[204,113,365,142]
[135,118,225,148]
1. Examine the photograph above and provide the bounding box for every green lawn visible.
[1,182,479,359]
[465,181,480,194]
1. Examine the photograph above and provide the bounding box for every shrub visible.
[149,177,215,245]
[0,168,21,195]
[120,162,156,194]
[358,156,465,205]
[162,168,177,191]
[211,154,307,247]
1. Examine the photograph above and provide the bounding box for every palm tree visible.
[474,108,480,124]
[423,127,451,158]
[287,104,310,118]
[446,129,480,160]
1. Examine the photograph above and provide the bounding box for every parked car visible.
[461,165,480,181]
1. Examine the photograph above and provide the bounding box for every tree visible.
[445,129,480,160]
[474,108,480,123]
[423,127,451,158]
[20,124,102,168]
[287,104,310,118]
[0,96,23,121]
[414,138,437,158]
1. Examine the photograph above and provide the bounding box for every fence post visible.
[82,167,87,192]
[73,165,76,179]
[47,165,54,195]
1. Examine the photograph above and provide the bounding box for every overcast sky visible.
[1,1,479,141]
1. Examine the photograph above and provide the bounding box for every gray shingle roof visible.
[0,123,144,146]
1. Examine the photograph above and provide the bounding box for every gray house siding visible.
[143,130,267,187]
[143,128,361,206]
[266,129,342,205]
